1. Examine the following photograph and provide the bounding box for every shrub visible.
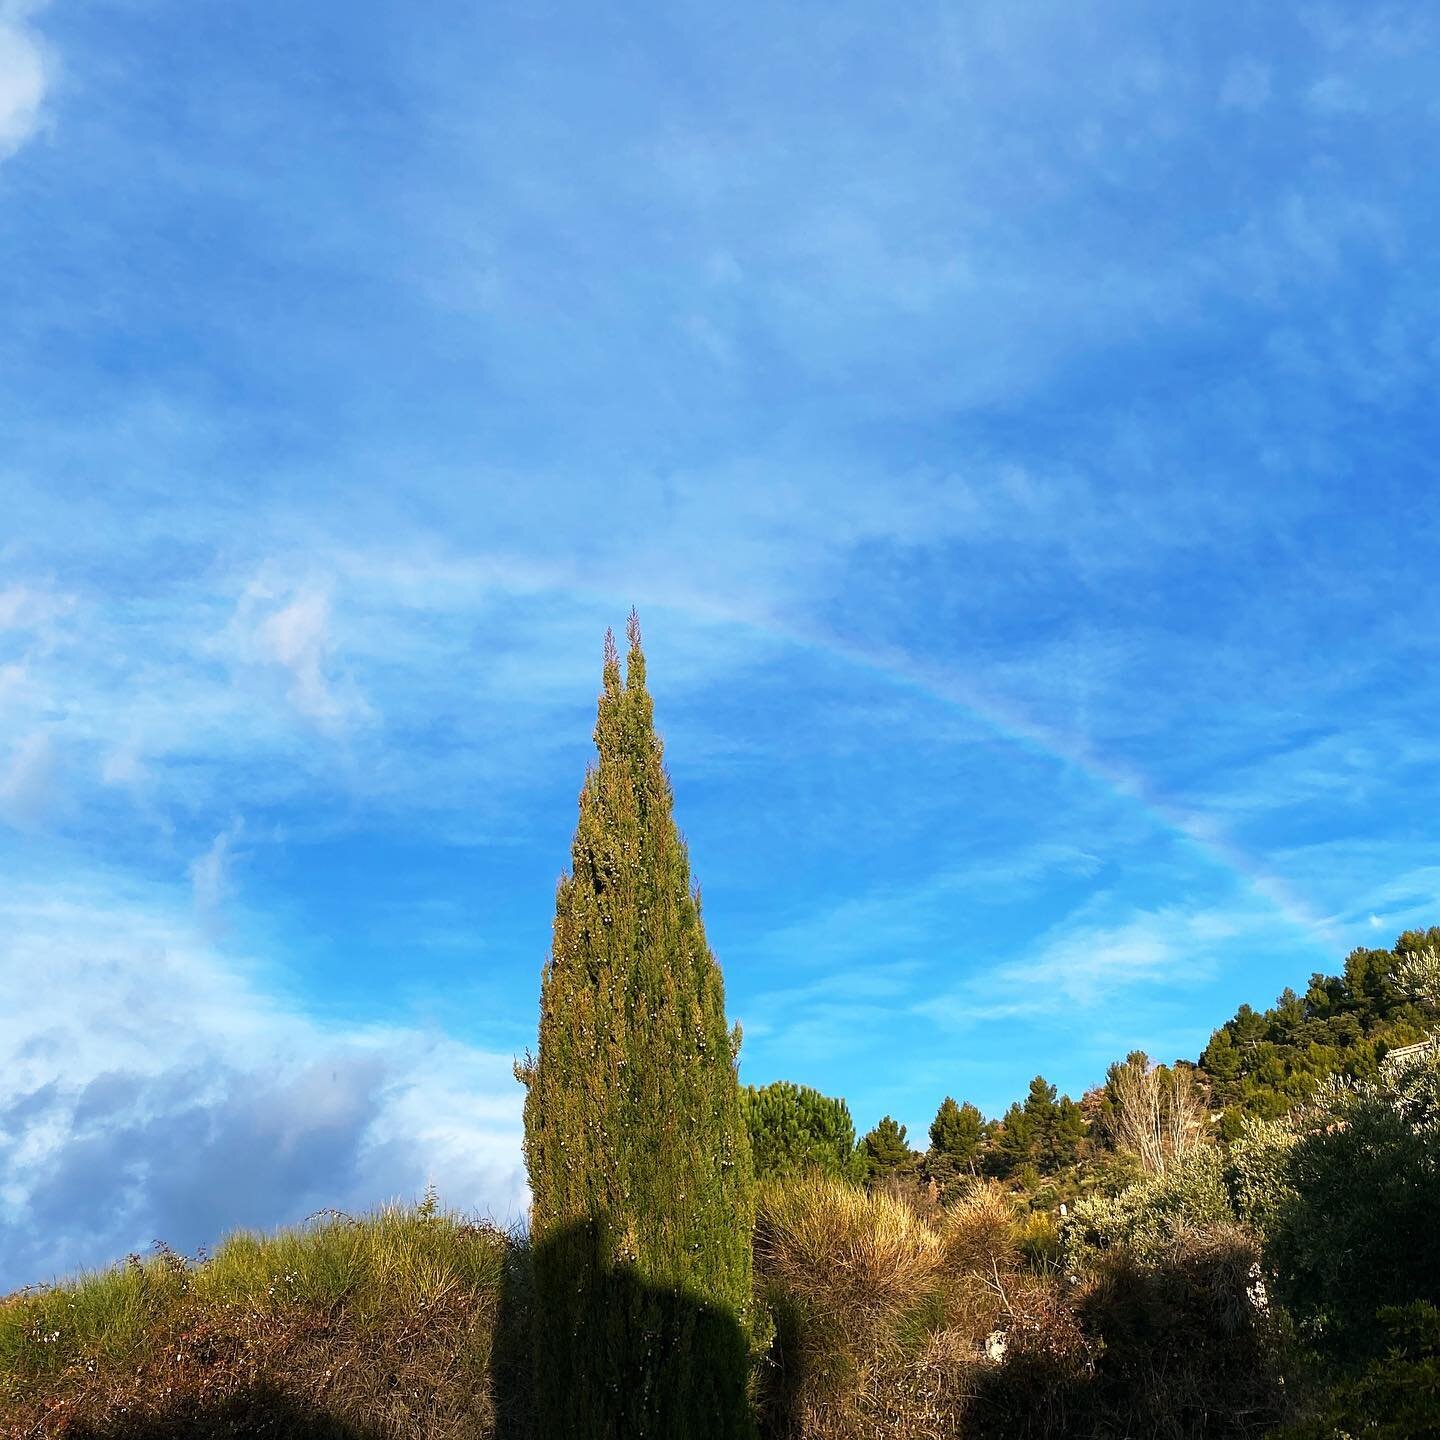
[1063,1143,1232,1269]
[753,1175,951,1438]
[1076,1225,1285,1439]
[964,1279,1091,1440]
[1272,1302,1440,1440]
[1244,1057,1440,1361]
[937,1182,1019,1276]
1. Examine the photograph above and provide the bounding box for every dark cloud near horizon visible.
[0,1052,405,1291]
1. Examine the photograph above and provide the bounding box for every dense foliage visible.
[859,1116,916,1182]
[517,617,756,1439]
[1198,927,1440,1128]
[1231,1051,1440,1362]
[744,1081,863,1184]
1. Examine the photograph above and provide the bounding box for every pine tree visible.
[1052,1095,1087,1168]
[861,1115,916,1182]
[743,1081,862,1183]
[519,617,756,1438]
[989,1101,1035,1177]
[929,1096,984,1165]
[1022,1075,1059,1172]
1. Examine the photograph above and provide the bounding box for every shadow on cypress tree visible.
[521,1219,751,1440]
[517,615,757,1438]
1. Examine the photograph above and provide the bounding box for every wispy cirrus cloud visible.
[223,579,372,733]
[0,729,54,828]
[0,580,73,631]
[5,0,1440,1279]
[920,900,1310,1030]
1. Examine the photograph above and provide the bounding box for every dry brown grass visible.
[3,1185,1288,1440]
[752,1173,1286,1440]
[752,1176,1031,1440]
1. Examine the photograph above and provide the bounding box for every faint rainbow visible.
[681,606,1337,950]
[406,566,1336,949]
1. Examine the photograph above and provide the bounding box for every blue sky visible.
[3,0,1439,1288]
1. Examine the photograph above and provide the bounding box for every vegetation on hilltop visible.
[0,1201,529,1439]
[743,1082,864,1185]
[1200,927,1440,1131]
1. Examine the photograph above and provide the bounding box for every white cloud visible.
[0,659,30,709]
[921,903,1270,1027]
[0,875,527,1290]
[227,578,371,731]
[100,741,146,788]
[0,580,74,634]
[189,821,242,931]
[0,1,49,162]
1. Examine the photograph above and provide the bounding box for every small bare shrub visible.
[1107,1056,1209,1176]
[1077,1223,1287,1439]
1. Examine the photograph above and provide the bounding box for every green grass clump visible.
[193,1202,509,1321]
[0,1249,190,1385]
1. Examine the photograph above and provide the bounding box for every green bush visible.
[1272,1302,1440,1440]
[1242,1057,1440,1360]
[1063,1144,1233,1270]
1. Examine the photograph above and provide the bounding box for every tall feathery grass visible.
[753,1175,1036,1440]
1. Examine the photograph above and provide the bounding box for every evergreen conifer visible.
[743,1081,862,1182]
[861,1115,916,1182]
[929,1096,984,1165]
[990,1101,1036,1176]
[1052,1095,1088,1168]
[519,617,756,1438]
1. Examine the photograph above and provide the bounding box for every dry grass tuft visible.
[936,1183,1019,1276]
[755,1176,995,1440]
[756,1177,944,1330]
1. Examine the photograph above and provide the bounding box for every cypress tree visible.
[519,616,756,1438]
